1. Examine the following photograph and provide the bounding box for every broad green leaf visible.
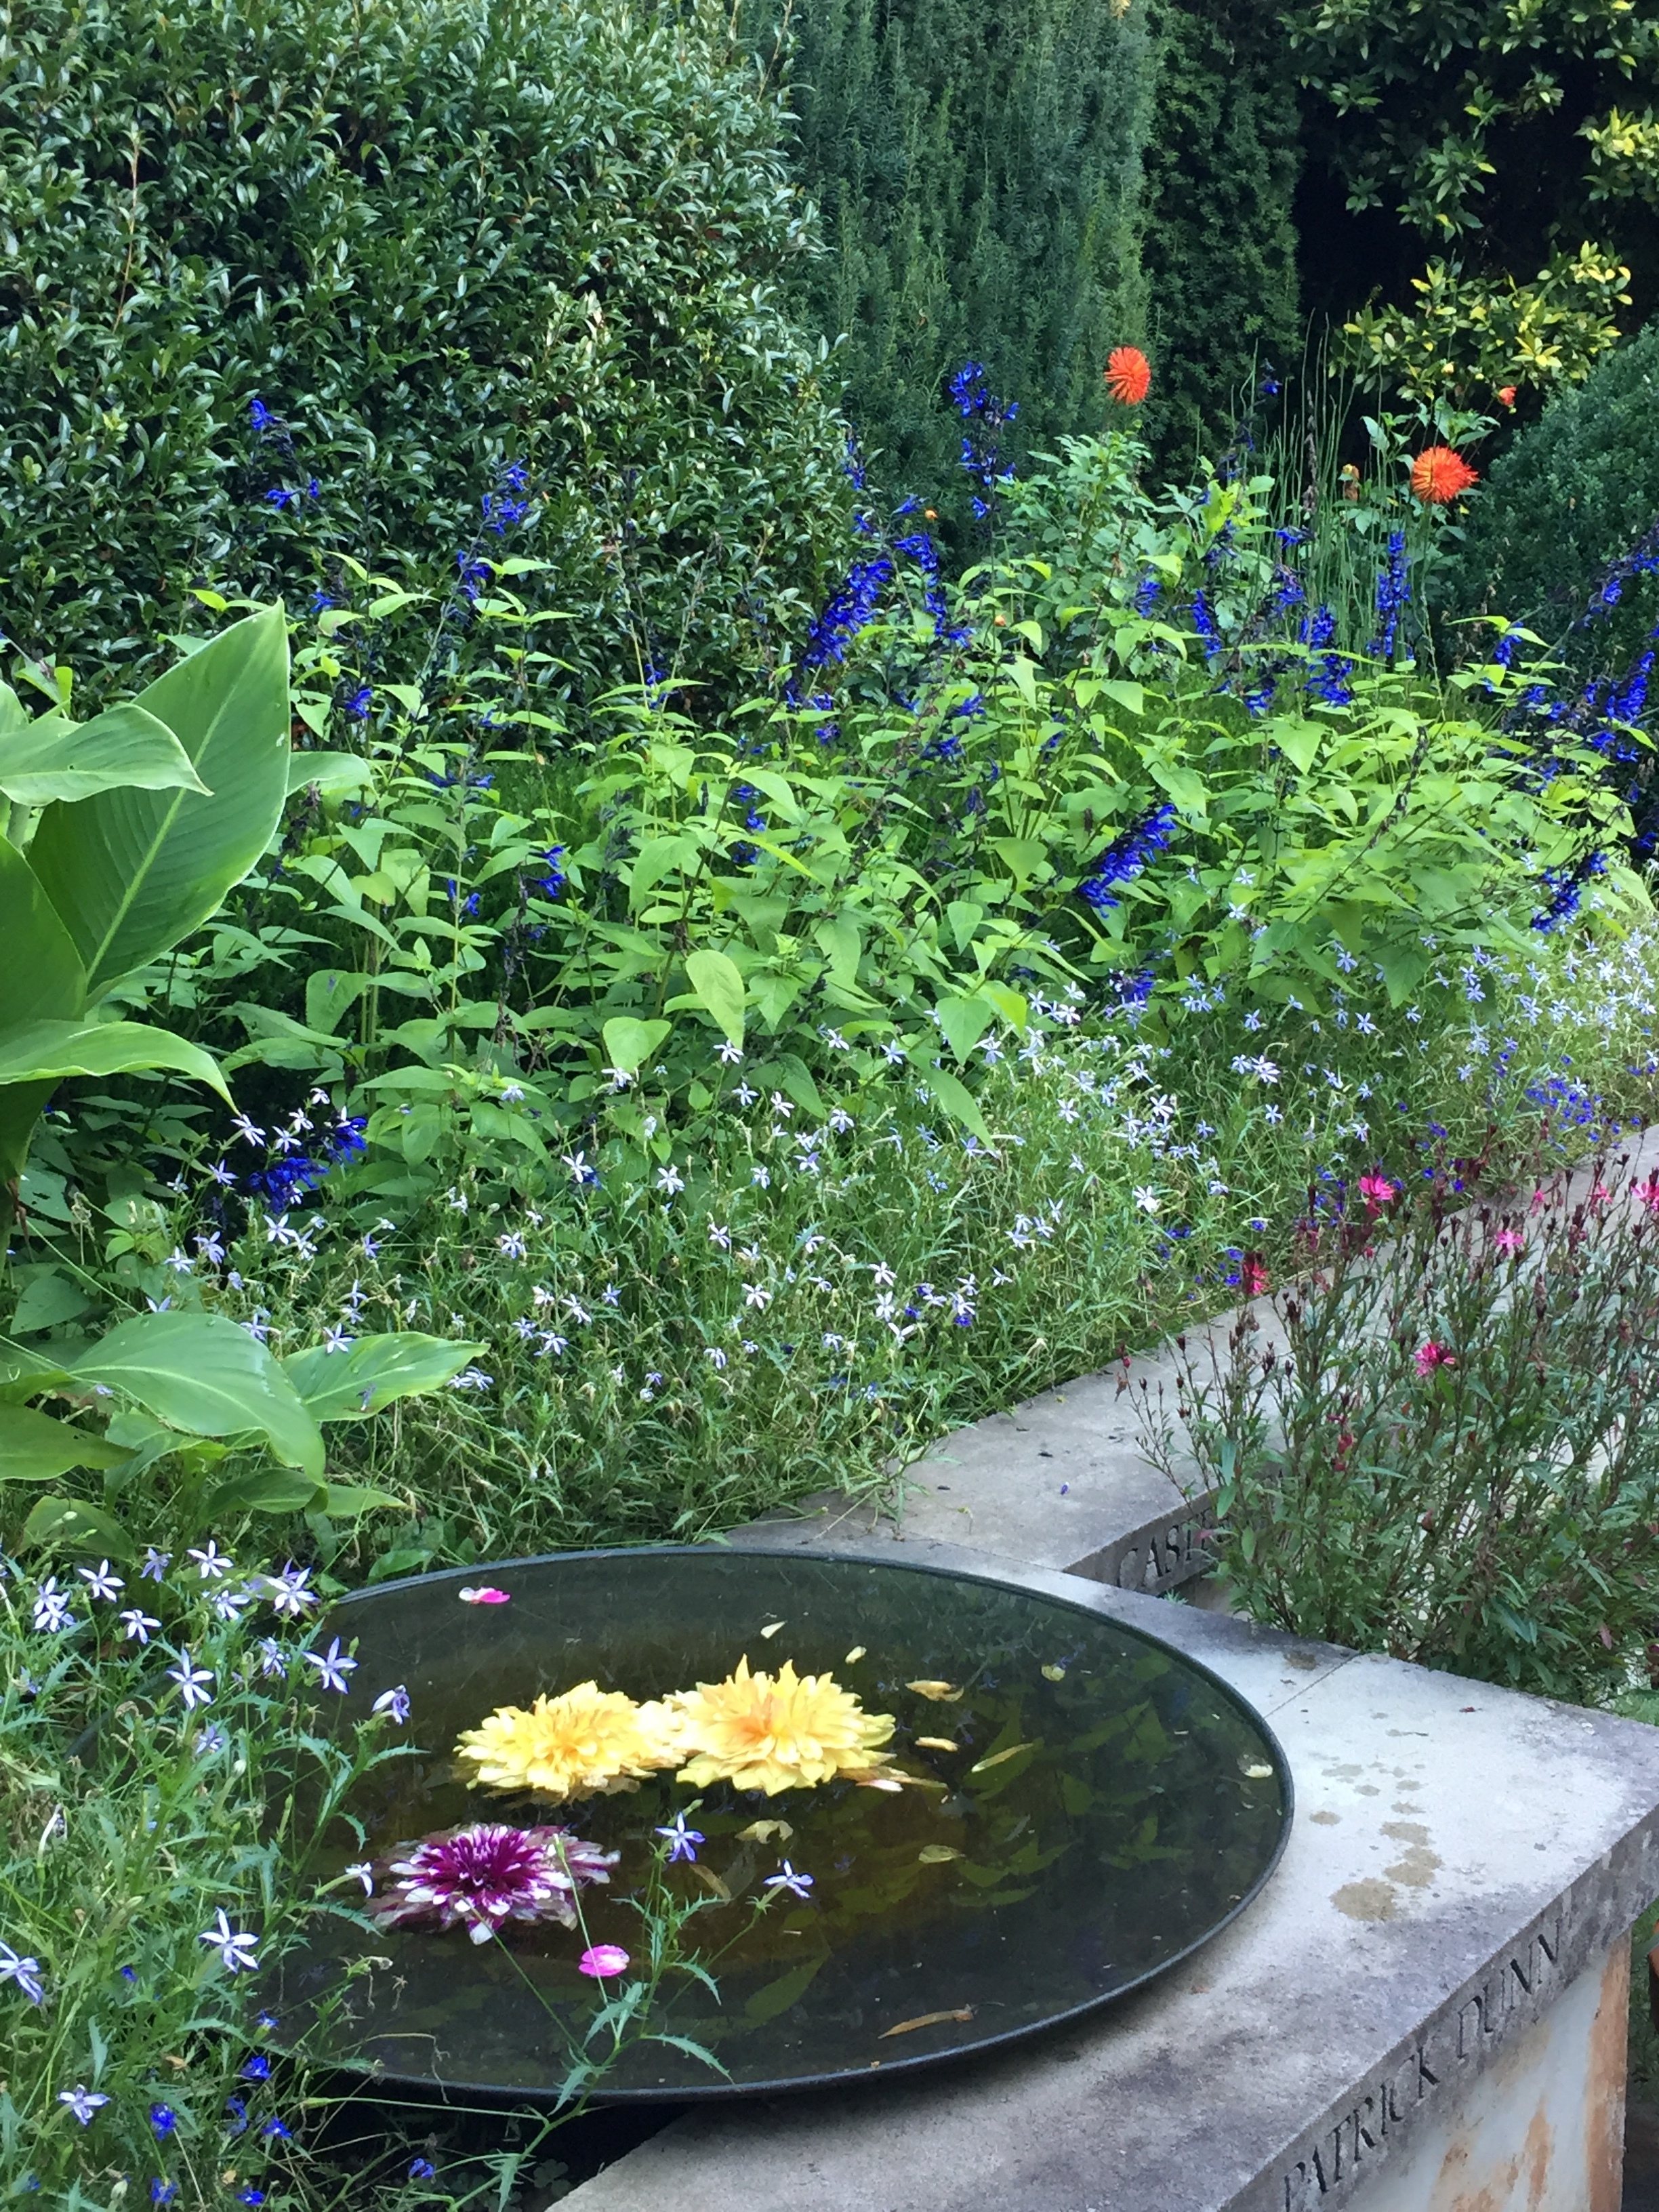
[27,605,291,995]
[71,1310,325,1480]
[287,751,376,798]
[765,1051,825,1118]
[628,836,696,912]
[0,1404,128,1481]
[281,1332,481,1423]
[1375,942,1432,1006]
[0,1020,232,1110]
[601,1017,671,1075]
[924,1062,992,1144]
[199,1465,327,1522]
[1271,718,1324,775]
[11,1268,93,1334]
[684,948,745,1046]
[0,702,210,808]
[321,1482,409,1520]
[935,995,997,1064]
[305,968,369,1037]
[20,1494,136,1559]
[0,834,87,1027]
[0,833,87,1176]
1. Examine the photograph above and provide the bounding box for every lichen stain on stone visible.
[1381,1821,1442,1889]
[1331,1877,1398,1921]
[1309,1809,1340,1826]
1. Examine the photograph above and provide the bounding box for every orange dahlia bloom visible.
[1410,446,1479,504]
[1103,346,1151,406]
[1496,386,1517,409]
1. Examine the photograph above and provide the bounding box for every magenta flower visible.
[1636,1177,1659,1218]
[1358,1172,1397,1215]
[1414,1340,1456,1378]
[1494,1227,1524,1256]
[368,1824,617,1945]
[458,1586,511,1606]
[577,1944,630,1978]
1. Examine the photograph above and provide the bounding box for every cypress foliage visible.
[769,0,1155,510]
[1136,0,1303,468]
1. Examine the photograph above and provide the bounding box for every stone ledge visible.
[562,1544,1659,2212]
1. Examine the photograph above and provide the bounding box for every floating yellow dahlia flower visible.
[670,1656,897,1796]
[455,1683,681,1803]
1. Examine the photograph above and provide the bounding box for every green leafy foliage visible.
[1338,245,1634,406]
[2,1307,474,1553]
[753,0,1152,510]
[1285,0,1657,394]
[1151,1158,1659,1702]
[0,0,851,708]
[1440,320,1659,676]
[0,608,288,1181]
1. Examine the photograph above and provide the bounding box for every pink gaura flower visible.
[1414,1341,1456,1378]
[1359,1173,1397,1215]
[368,1824,618,1945]
[578,1944,631,1979]
[1493,1228,1524,1256]
[1240,1254,1271,1297]
[1635,1178,1659,1218]
[459,1586,511,1606]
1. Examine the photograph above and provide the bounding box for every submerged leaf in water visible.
[906,1680,964,1702]
[915,1736,959,1753]
[879,2007,974,2037]
[917,1844,962,1863]
[969,1741,1035,1774]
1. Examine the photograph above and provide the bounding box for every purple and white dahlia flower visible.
[367,1823,618,1944]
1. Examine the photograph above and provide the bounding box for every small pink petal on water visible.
[459,1586,511,1606]
[578,1944,630,1978]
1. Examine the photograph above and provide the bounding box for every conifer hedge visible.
[1137,0,1302,466]
[764,0,1154,510]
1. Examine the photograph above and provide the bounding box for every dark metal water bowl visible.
[276,1547,1290,2100]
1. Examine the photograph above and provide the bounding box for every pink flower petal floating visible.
[578,1944,631,1979]
[369,1824,618,1944]
[459,1586,511,1606]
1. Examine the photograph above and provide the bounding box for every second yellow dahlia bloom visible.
[670,1655,896,1795]
[456,1682,682,1802]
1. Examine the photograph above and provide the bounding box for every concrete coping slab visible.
[562,1544,1659,2212]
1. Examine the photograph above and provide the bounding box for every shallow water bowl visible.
[278,1547,1290,2100]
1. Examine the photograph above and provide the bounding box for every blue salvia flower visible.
[1371,532,1411,659]
[949,362,1017,516]
[792,556,894,694]
[1077,802,1179,911]
[1134,573,1162,617]
[1189,589,1221,663]
[530,845,567,900]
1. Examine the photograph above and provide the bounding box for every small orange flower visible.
[1410,446,1479,504]
[1103,346,1151,406]
[1496,386,1517,409]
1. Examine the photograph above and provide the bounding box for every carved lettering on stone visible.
[1276,1915,1561,2207]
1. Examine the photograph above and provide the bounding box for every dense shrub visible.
[0,0,851,701]
[1136,0,1302,466]
[1285,0,1659,390]
[1441,322,1659,673]
[756,0,1152,514]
